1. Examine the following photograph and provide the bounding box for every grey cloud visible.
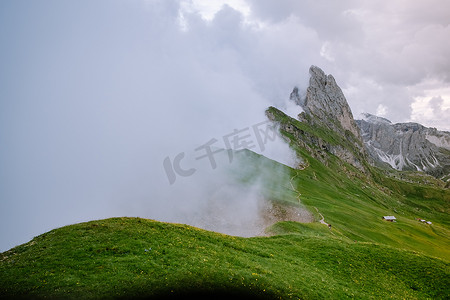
[429,96,450,125]
[0,0,300,251]
[246,0,450,127]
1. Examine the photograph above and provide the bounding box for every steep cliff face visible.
[301,66,362,140]
[268,66,369,173]
[356,113,450,178]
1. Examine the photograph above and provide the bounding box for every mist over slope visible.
[158,148,312,238]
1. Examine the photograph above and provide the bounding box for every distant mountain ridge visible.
[356,113,450,179]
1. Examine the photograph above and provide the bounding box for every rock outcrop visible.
[356,113,450,178]
[268,66,369,173]
[301,66,362,140]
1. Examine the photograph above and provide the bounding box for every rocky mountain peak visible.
[267,66,369,173]
[360,113,392,125]
[300,66,362,140]
[289,87,303,107]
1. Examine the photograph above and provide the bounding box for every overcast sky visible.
[1,0,449,251]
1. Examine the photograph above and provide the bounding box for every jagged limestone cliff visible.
[299,66,362,140]
[356,113,450,179]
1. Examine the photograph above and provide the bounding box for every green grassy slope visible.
[262,107,450,261]
[1,218,449,299]
[231,143,450,261]
[287,149,450,261]
[1,107,449,299]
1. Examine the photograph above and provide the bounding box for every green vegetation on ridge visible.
[1,107,449,299]
[264,107,449,260]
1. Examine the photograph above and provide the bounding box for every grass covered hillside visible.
[1,106,449,299]
[1,146,449,299]
[1,218,449,299]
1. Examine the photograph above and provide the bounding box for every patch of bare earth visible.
[258,201,315,235]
